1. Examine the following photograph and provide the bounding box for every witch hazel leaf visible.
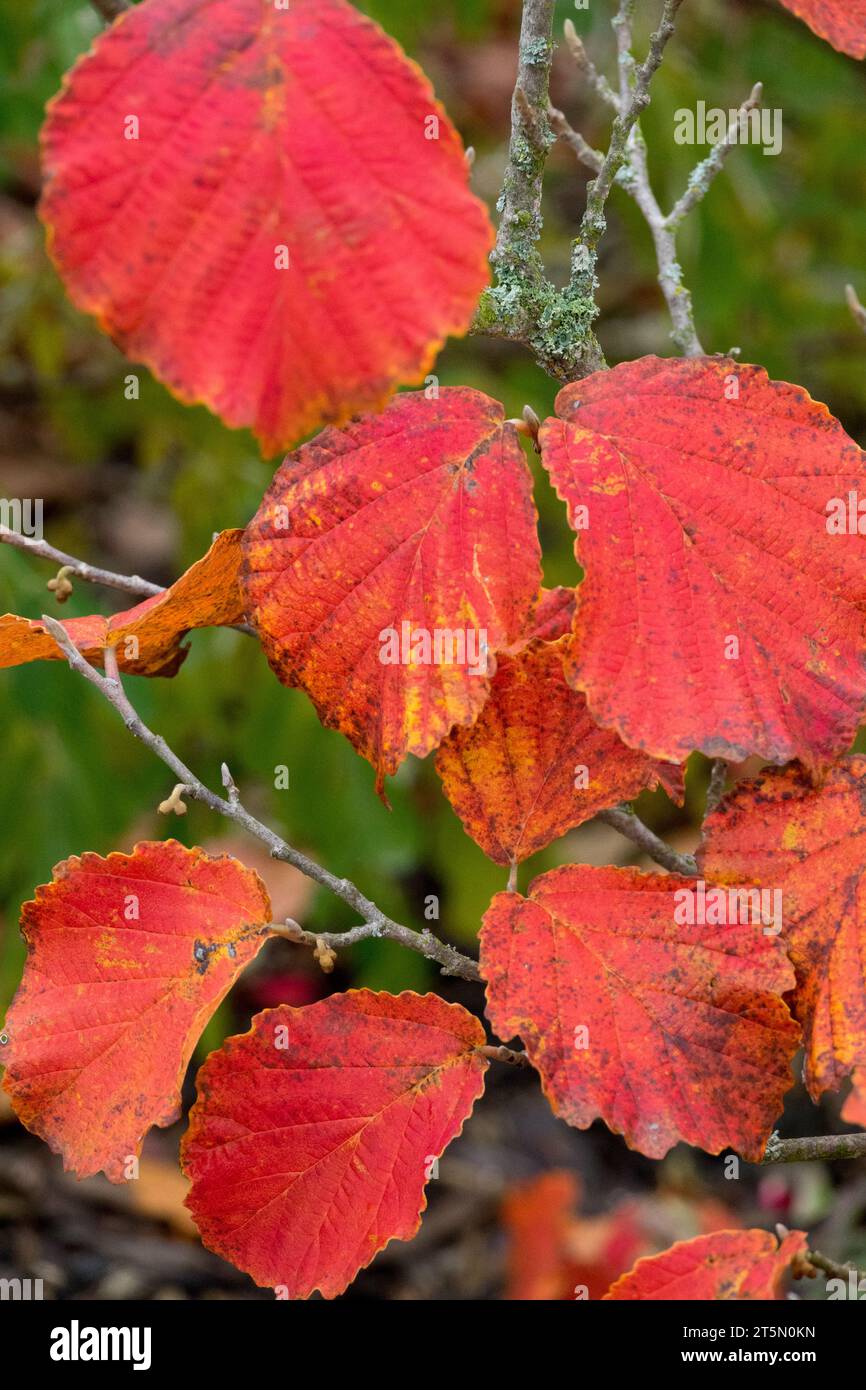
[1,841,271,1181]
[39,0,493,453]
[435,637,681,865]
[699,756,866,1102]
[778,0,866,58]
[539,356,866,770]
[480,865,800,1160]
[242,388,542,786]
[181,991,489,1299]
[0,529,245,677]
[604,1228,809,1301]
[842,1072,866,1127]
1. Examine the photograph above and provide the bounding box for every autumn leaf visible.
[435,637,680,865]
[2,841,271,1181]
[243,388,542,786]
[539,356,866,770]
[181,991,488,1298]
[39,0,493,453]
[604,1227,809,1300]
[842,1073,866,1127]
[480,865,800,1160]
[778,0,866,58]
[0,529,245,677]
[699,757,866,1103]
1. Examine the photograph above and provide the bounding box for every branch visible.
[704,757,729,818]
[666,82,763,230]
[846,284,866,334]
[804,1247,864,1284]
[562,17,619,112]
[89,0,129,20]
[0,527,162,599]
[761,1132,866,1164]
[597,805,698,877]
[40,617,482,984]
[472,0,604,380]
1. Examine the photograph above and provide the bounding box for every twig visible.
[846,284,866,333]
[562,17,619,111]
[472,0,604,380]
[805,1248,864,1284]
[704,758,729,817]
[572,0,686,291]
[0,528,161,599]
[89,0,129,20]
[597,806,698,877]
[761,1132,866,1164]
[547,105,603,174]
[666,82,763,230]
[478,1044,532,1069]
[40,618,482,983]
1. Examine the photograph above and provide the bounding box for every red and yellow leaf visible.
[181,991,488,1298]
[0,529,245,677]
[480,865,800,1160]
[699,757,866,1102]
[2,841,271,1181]
[604,1227,809,1300]
[40,0,493,453]
[243,388,542,785]
[539,356,866,770]
[778,1,866,58]
[435,637,680,865]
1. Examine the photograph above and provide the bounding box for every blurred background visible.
[1,0,865,1300]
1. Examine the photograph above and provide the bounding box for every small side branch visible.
[598,806,698,877]
[761,1132,866,1164]
[666,84,763,230]
[846,284,866,333]
[41,617,481,984]
[478,1044,532,1069]
[0,528,162,599]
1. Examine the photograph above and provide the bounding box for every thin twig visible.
[562,17,620,111]
[761,1132,866,1165]
[666,83,763,230]
[805,1248,864,1284]
[41,619,482,983]
[0,528,161,599]
[704,758,729,817]
[846,284,866,333]
[478,1044,532,1069]
[598,806,698,877]
[548,104,603,174]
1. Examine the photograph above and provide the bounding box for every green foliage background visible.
[1,0,865,1025]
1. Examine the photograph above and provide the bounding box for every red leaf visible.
[699,757,866,1102]
[2,841,271,1181]
[779,1,866,57]
[40,0,493,453]
[181,991,488,1298]
[243,388,542,785]
[539,356,866,770]
[480,865,800,1159]
[0,529,245,677]
[435,637,679,865]
[604,1227,809,1301]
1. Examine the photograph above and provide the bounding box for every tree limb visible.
[40,617,482,983]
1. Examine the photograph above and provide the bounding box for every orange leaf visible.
[436,637,679,864]
[778,1,866,57]
[2,841,271,1181]
[480,865,800,1159]
[843,1072,866,1127]
[0,529,245,677]
[181,991,488,1298]
[243,389,542,785]
[604,1227,809,1300]
[539,356,866,770]
[699,757,866,1102]
[40,0,493,453]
